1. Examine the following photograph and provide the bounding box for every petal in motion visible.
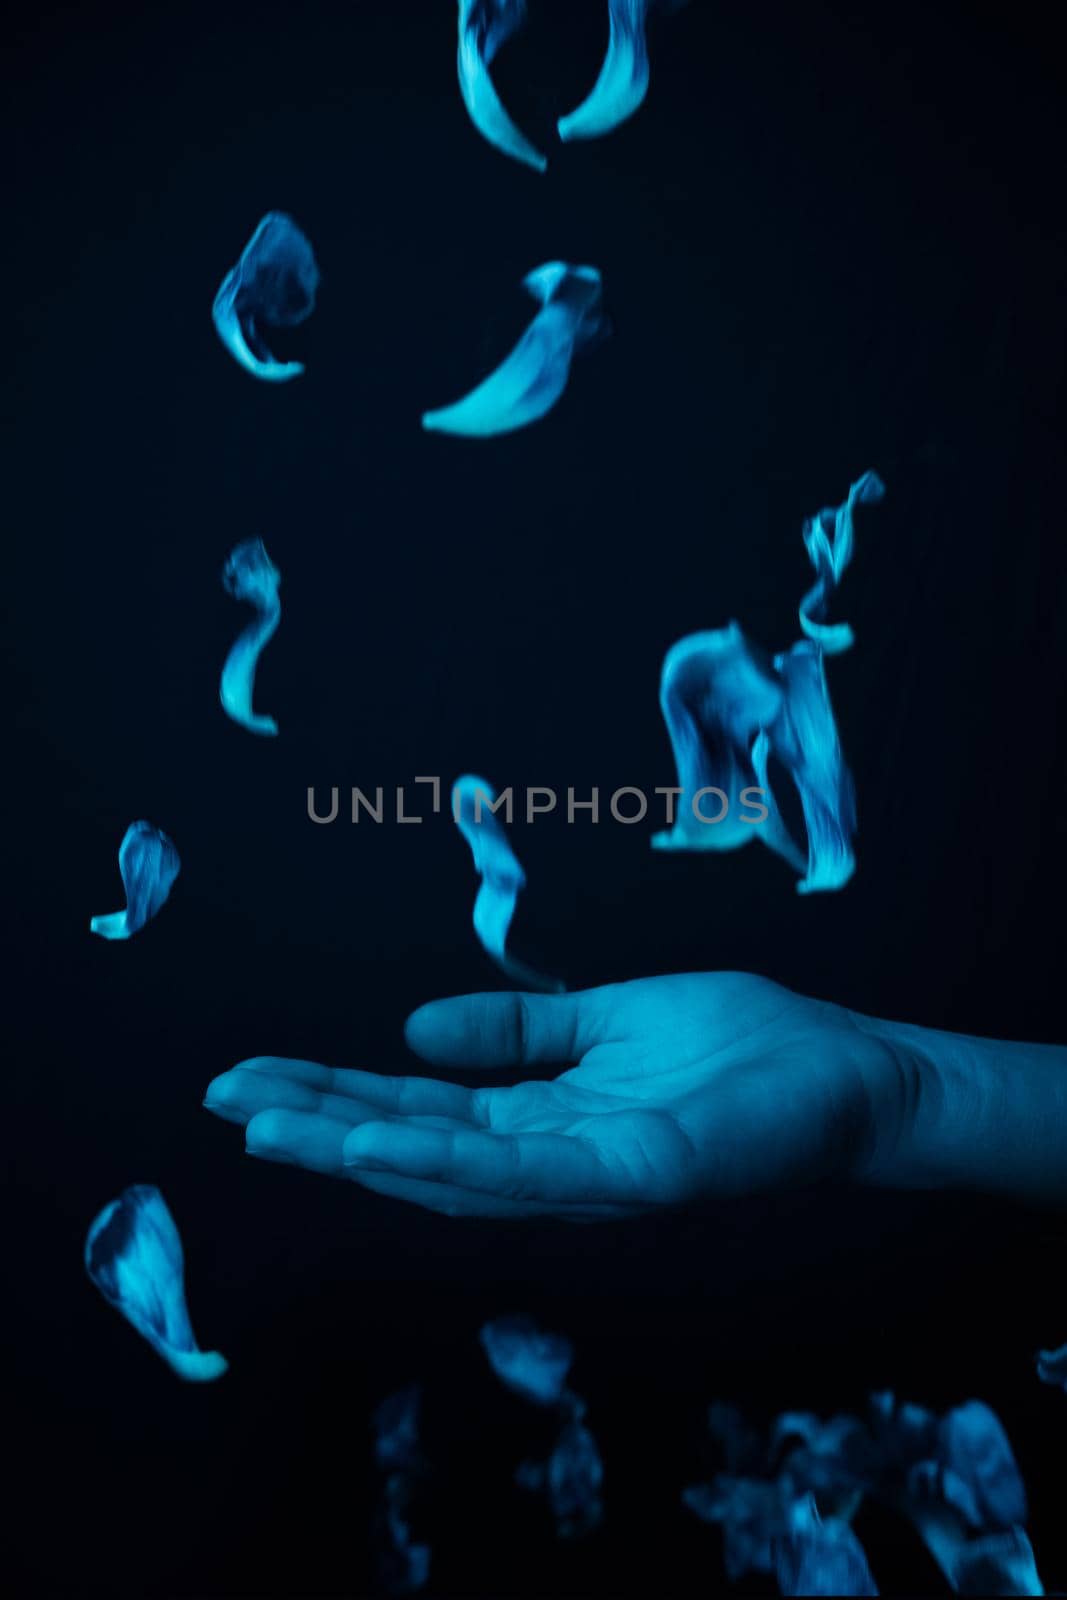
[558,0,659,143]
[422,262,605,438]
[90,820,180,941]
[220,538,282,736]
[775,1495,878,1597]
[84,1185,227,1382]
[373,1386,430,1595]
[1035,1341,1067,1390]
[946,1528,1044,1597]
[799,470,886,653]
[457,0,546,173]
[480,1313,574,1405]
[212,212,319,382]
[453,777,564,992]
[518,1414,605,1539]
[654,472,883,892]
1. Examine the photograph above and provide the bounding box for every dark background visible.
[5,0,1067,1593]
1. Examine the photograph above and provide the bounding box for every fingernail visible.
[342,1154,390,1171]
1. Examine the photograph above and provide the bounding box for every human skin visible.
[202,973,1067,1219]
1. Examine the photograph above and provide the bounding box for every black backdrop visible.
[5,0,1067,1593]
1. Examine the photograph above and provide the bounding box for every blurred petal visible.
[212,212,318,381]
[220,538,282,736]
[422,263,605,437]
[452,775,563,991]
[936,1401,1027,1528]
[558,0,652,142]
[90,820,180,941]
[480,1313,573,1405]
[949,1527,1044,1596]
[456,0,546,172]
[1035,1341,1067,1389]
[775,1495,878,1597]
[84,1185,226,1382]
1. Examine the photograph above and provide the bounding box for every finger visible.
[347,1169,640,1222]
[203,1066,385,1129]
[244,1109,352,1177]
[343,1170,544,1218]
[342,1121,637,1205]
[403,991,606,1071]
[231,1056,480,1122]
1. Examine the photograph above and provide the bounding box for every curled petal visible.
[374,1385,424,1474]
[453,777,563,992]
[422,262,605,438]
[775,1495,878,1597]
[212,212,319,381]
[683,1475,786,1580]
[935,1401,1027,1529]
[651,624,806,873]
[558,0,652,143]
[457,0,546,172]
[948,1528,1044,1597]
[220,538,282,736]
[520,1418,604,1538]
[90,820,180,941]
[84,1185,226,1382]
[1035,1341,1067,1389]
[799,470,886,654]
[480,1313,574,1405]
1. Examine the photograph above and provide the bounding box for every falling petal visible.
[480,1314,574,1405]
[422,262,605,438]
[775,1495,878,1597]
[374,1386,424,1474]
[683,1475,786,1581]
[651,625,807,873]
[212,212,319,382]
[1035,1342,1067,1389]
[935,1402,1027,1529]
[220,538,282,736]
[520,1418,604,1538]
[799,471,886,653]
[457,0,546,172]
[84,1185,227,1382]
[654,475,883,892]
[453,777,563,992]
[90,820,180,941]
[948,1528,1044,1597]
[558,0,652,142]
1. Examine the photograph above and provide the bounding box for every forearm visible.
[855,1013,1067,1204]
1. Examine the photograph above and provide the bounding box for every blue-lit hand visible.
[203,973,920,1218]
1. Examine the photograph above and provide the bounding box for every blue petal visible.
[456,0,546,172]
[947,1528,1044,1597]
[775,1495,878,1596]
[422,263,605,437]
[558,0,653,142]
[452,777,563,991]
[374,1385,423,1473]
[212,212,319,381]
[544,1418,604,1537]
[84,1185,227,1382]
[90,820,180,941]
[479,1314,574,1405]
[936,1401,1027,1528]
[1035,1341,1067,1389]
[220,538,282,736]
[799,470,886,654]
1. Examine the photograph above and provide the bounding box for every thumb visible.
[404,989,604,1070]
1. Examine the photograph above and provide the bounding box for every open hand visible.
[203,973,920,1218]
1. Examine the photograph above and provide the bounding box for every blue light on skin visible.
[480,1314,574,1405]
[557,0,653,143]
[422,263,605,438]
[84,1185,227,1382]
[220,538,281,736]
[655,473,883,892]
[212,212,319,382]
[90,820,180,940]
[453,776,564,991]
[457,0,546,172]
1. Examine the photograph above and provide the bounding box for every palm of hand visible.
[204,973,911,1218]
